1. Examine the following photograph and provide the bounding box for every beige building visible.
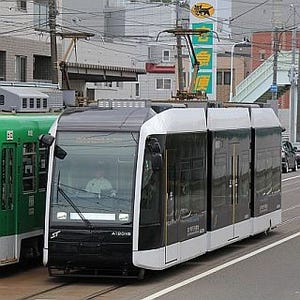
[216,46,251,102]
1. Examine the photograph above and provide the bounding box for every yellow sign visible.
[191,3,215,19]
[194,72,212,93]
[196,50,211,67]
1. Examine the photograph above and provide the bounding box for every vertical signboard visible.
[190,1,217,100]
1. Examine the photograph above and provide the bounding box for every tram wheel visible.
[138,268,145,280]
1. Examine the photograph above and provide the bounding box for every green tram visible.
[0,113,57,266]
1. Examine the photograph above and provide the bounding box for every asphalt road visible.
[1,172,299,300]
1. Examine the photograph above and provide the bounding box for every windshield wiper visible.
[57,185,94,231]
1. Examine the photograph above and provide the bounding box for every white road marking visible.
[140,232,300,300]
[282,174,300,182]
[283,204,300,212]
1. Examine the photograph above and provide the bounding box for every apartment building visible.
[0,0,63,83]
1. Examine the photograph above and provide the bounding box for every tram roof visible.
[250,108,282,128]
[57,107,156,131]
[207,108,251,131]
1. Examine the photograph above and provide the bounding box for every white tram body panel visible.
[133,108,207,270]
[250,108,282,235]
[43,117,60,266]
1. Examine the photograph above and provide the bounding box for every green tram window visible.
[23,143,36,192]
[38,141,48,189]
[1,148,14,210]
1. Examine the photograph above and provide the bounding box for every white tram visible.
[40,103,282,278]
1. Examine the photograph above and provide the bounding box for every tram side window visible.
[168,133,206,218]
[272,148,281,194]
[178,159,205,216]
[1,148,14,210]
[38,141,48,189]
[256,151,271,199]
[140,146,161,225]
[1,150,4,210]
[23,143,36,192]
[239,152,250,202]
[212,154,227,206]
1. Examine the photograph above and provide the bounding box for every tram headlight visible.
[57,211,67,220]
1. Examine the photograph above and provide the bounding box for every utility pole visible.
[289,4,297,144]
[176,1,184,93]
[271,0,282,102]
[296,33,300,142]
[272,27,279,101]
[49,0,58,84]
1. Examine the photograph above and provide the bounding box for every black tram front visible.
[45,107,154,277]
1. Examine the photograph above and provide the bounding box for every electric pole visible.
[49,0,58,84]
[271,0,282,102]
[272,27,279,101]
[296,31,300,142]
[289,4,297,144]
[176,1,184,93]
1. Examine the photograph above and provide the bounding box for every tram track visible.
[20,281,74,300]
[8,174,300,300]
[19,281,129,300]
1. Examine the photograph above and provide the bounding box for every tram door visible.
[165,149,178,264]
[0,145,17,260]
[229,142,251,238]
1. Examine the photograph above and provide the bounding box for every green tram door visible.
[0,144,17,262]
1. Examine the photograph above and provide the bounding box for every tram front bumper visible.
[48,240,133,275]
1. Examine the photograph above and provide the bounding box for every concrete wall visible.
[0,36,62,82]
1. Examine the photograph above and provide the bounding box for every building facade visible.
[0,0,63,83]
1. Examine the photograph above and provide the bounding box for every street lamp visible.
[229,40,250,102]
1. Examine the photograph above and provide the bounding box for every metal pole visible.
[229,40,249,102]
[272,27,279,101]
[297,36,300,142]
[49,0,58,84]
[289,4,297,144]
[229,43,235,102]
[176,2,184,92]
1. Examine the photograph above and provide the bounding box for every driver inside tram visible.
[85,163,116,197]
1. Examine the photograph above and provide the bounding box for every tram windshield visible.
[50,131,138,226]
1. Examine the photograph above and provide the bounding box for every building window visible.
[148,47,152,60]
[156,78,171,90]
[0,51,6,81]
[217,71,222,85]
[43,98,47,108]
[135,83,140,97]
[162,50,170,62]
[17,0,27,11]
[16,56,27,82]
[259,51,266,61]
[224,71,231,85]
[34,0,49,31]
[105,82,113,87]
[33,55,51,81]
[29,98,34,108]
[22,98,27,108]
[86,89,95,101]
[0,95,4,106]
[36,98,41,108]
